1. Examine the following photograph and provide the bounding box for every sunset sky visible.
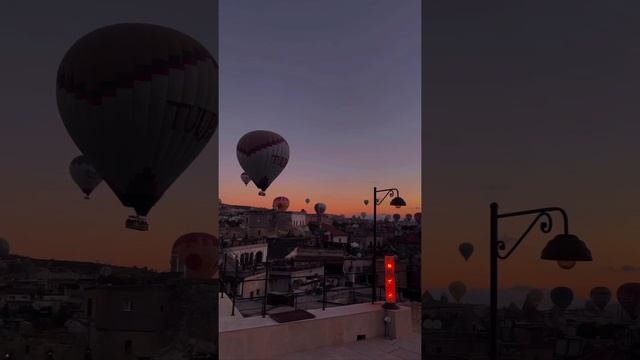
[218,0,421,217]
[422,0,640,306]
[0,1,218,271]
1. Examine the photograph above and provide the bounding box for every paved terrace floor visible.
[276,331,421,360]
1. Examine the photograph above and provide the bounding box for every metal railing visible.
[219,258,412,318]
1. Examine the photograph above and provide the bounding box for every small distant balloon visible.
[449,281,467,303]
[590,287,611,312]
[305,198,310,204]
[405,213,412,222]
[458,243,474,261]
[314,203,326,215]
[360,211,367,219]
[550,286,574,312]
[393,214,401,222]
[69,155,102,199]
[241,172,251,186]
[363,199,369,206]
[414,212,422,224]
[617,283,640,320]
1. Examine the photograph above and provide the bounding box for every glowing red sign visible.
[385,256,397,304]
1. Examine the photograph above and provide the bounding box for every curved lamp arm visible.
[375,188,400,206]
[496,207,569,260]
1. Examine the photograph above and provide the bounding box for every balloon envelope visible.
[449,281,466,303]
[272,196,290,211]
[550,286,574,311]
[57,23,218,217]
[69,155,102,198]
[305,198,310,204]
[241,172,251,185]
[172,233,219,280]
[393,214,401,222]
[458,243,474,261]
[236,130,289,194]
[363,199,369,206]
[617,283,640,320]
[314,203,326,215]
[590,287,611,311]
[414,212,422,224]
[405,214,412,221]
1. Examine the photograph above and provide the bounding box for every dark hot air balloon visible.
[305,198,310,204]
[405,213,412,222]
[449,281,467,303]
[550,286,574,312]
[414,212,422,224]
[617,283,640,320]
[69,155,102,199]
[458,243,474,261]
[241,172,250,186]
[314,203,326,215]
[590,287,611,312]
[363,199,369,206]
[57,23,218,231]
[393,213,401,222]
[236,130,289,196]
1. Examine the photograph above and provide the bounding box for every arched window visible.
[255,251,263,264]
[249,252,254,265]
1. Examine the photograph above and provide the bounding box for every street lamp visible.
[489,202,592,360]
[372,187,406,304]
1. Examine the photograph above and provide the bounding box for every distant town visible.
[422,289,640,359]
[0,239,217,360]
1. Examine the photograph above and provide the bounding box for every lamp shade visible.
[540,234,592,261]
[390,196,406,208]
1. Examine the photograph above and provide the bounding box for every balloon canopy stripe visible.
[237,138,287,157]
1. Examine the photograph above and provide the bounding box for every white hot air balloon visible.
[237,130,289,196]
[69,155,102,199]
[57,23,218,231]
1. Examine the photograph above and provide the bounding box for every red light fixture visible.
[383,256,399,309]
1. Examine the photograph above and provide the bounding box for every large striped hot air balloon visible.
[237,130,289,196]
[272,196,290,211]
[69,155,102,199]
[57,23,218,231]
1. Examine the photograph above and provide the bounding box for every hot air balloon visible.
[393,213,401,222]
[458,243,474,262]
[360,212,367,219]
[241,172,250,186]
[363,199,369,206]
[69,155,102,199]
[57,24,218,231]
[526,289,544,308]
[314,203,326,215]
[617,283,640,320]
[449,281,467,303]
[590,287,611,312]
[171,233,219,280]
[405,214,413,222]
[550,286,574,312]
[384,215,391,222]
[414,212,422,225]
[305,198,310,204]
[0,238,9,258]
[272,196,290,211]
[236,130,289,196]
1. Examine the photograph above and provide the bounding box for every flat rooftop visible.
[276,332,420,360]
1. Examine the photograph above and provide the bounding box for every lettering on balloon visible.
[167,100,218,141]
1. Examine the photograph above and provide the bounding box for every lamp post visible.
[489,202,592,360]
[372,187,406,304]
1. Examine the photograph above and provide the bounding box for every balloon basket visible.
[125,216,149,231]
[259,191,265,196]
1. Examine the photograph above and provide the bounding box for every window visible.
[123,300,134,312]
[255,251,263,264]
